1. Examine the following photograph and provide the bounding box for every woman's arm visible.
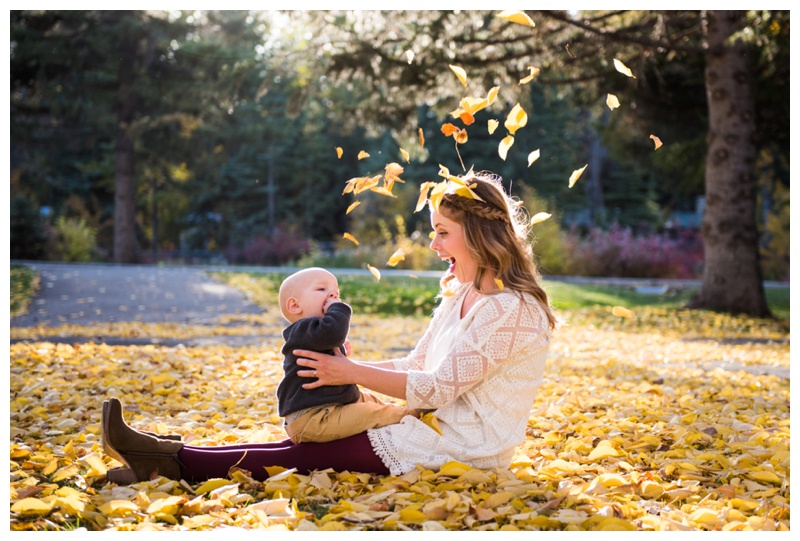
[294,349,408,399]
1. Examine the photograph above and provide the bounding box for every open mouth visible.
[448,257,456,273]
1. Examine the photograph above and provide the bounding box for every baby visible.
[275,267,414,443]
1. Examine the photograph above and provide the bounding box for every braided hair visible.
[436,171,558,330]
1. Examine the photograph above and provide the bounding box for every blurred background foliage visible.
[10,10,790,280]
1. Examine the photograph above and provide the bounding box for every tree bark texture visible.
[113,24,139,264]
[688,10,770,317]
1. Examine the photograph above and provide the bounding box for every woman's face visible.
[429,209,476,283]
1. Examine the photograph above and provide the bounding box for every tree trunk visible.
[113,22,139,264]
[687,10,770,317]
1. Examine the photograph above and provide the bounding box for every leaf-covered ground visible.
[9,303,789,531]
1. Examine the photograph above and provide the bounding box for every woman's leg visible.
[178,432,388,482]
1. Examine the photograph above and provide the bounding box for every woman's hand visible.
[295,348,355,389]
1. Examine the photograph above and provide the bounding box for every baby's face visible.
[293,270,340,319]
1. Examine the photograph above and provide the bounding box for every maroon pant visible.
[177,432,389,482]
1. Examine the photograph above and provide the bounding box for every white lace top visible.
[367,282,551,475]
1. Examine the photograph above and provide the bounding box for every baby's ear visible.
[286,297,302,316]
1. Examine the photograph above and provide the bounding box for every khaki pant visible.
[285,391,414,444]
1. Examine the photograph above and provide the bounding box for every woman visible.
[103,170,558,484]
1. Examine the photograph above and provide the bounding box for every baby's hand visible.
[323,297,341,313]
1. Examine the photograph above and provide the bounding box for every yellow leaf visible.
[384,163,406,184]
[11,497,53,515]
[52,464,80,482]
[588,440,621,461]
[196,478,234,495]
[569,164,588,188]
[650,134,663,150]
[498,135,514,161]
[613,58,636,78]
[342,177,359,195]
[612,306,636,319]
[606,93,621,110]
[527,149,540,166]
[748,470,782,485]
[98,500,139,517]
[531,212,551,225]
[428,181,448,211]
[336,147,343,159]
[415,181,436,212]
[458,96,489,115]
[400,147,410,162]
[357,150,370,160]
[343,232,360,246]
[497,10,535,27]
[484,492,513,509]
[418,127,425,149]
[488,119,499,134]
[400,508,427,524]
[405,50,414,64]
[504,103,528,135]
[346,201,361,214]
[42,459,58,476]
[486,85,500,105]
[519,66,541,85]
[494,278,504,291]
[387,249,406,267]
[81,452,107,476]
[454,128,468,145]
[367,264,381,281]
[353,174,381,194]
[419,411,443,435]
[438,461,473,476]
[449,64,468,87]
[428,231,435,239]
[640,480,664,498]
[370,186,397,198]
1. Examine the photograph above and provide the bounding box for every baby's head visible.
[278,267,340,323]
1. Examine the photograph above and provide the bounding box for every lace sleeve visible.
[404,294,548,409]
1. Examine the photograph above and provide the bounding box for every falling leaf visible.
[486,85,500,105]
[405,50,414,64]
[387,249,406,267]
[357,150,370,160]
[498,135,515,161]
[367,264,381,281]
[400,148,410,162]
[494,278,504,291]
[504,103,528,135]
[453,128,468,145]
[650,134,663,150]
[384,162,405,183]
[418,128,425,149]
[531,212,551,225]
[353,175,381,195]
[449,64,468,87]
[415,181,436,212]
[428,181,448,211]
[569,164,588,188]
[441,123,459,137]
[370,186,398,198]
[459,111,475,126]
[336,147,343,159]
[612,305,636,319]
[346,201,361,214]
[606,93,621,111]
[527,149,540,166]
[488,119,499,134]
[343,232,359,246]
[497,10,535,27]
[613,58,636,78]
[519,66,541,85]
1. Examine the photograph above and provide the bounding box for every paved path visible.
[11,261,263,328]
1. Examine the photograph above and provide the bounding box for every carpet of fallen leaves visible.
[9,305,790,531]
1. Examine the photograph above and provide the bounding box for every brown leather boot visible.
[102,398,184,483]
[101,400,182,467]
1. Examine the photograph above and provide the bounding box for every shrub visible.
[225,225,310,266]
[53,216,97,262]
[552,225,704,279]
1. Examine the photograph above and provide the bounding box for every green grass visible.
[10,264,40,317]
[212,271,789,321]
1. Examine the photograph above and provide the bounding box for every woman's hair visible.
[436,170,558,330]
